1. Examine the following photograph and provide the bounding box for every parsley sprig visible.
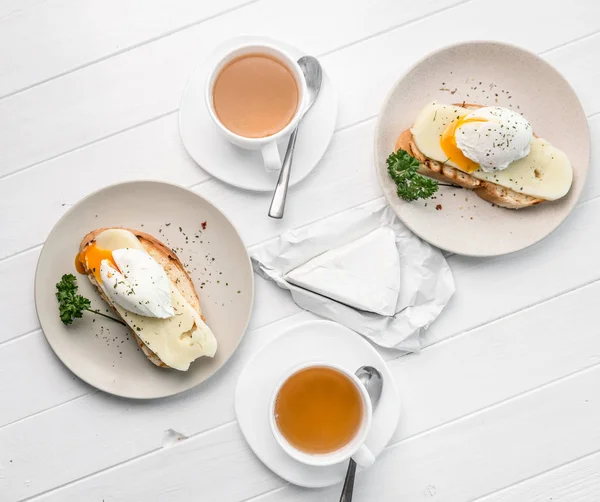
[56,274,126,326]
[387,149,439,202]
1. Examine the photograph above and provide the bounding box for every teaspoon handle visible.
[268,127,299,219]
[339,459,357,502]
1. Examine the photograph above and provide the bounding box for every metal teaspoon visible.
[339,366,384,502]
[268,56,323,219]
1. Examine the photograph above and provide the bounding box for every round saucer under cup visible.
[234,320,401,488]
[179,36,338,192]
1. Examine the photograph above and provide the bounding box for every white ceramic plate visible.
[35,181,254,399]
[179,35,337,192]
[375,41,590,256]
[235,320,401,488]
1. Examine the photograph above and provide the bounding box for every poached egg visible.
[449,107,532,172]
[100,248,174,319]
[78,231,173,318]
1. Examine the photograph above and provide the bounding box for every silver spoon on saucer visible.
[339,366,384,502]
[268,56,323,219]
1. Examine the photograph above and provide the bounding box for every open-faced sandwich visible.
[390,102,573,208]
[74,228,217,371]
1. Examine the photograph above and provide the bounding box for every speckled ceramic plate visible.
[35,181,254,399]
[375,41,590,256]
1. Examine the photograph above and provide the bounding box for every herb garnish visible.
[56,274,126,326]
[387,149,439,202]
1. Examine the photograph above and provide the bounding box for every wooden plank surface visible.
[2,28,600,260]
[3,275,600,499]
[475,452,600,502]
[3,188,600,428]
[1,29,598,346]
[0,0,598,500]
[0,0,463,98]
[0,0,255,97]
[0,0,469,178]
[1,0,599,181]
[26,352,600,501]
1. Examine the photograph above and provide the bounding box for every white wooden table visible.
[1,1,599,500]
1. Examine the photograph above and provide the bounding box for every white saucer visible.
[234,320,401,488]
[179,36,338,192]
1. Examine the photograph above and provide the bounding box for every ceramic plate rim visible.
[374,40,590,257]
[35,179,254,399]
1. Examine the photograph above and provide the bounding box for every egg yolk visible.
[76,244,118,282]
[440,116,487,173]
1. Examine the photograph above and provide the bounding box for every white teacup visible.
[269,362,375,468]
[205,42,307,172]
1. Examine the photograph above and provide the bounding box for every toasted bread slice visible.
[396,103,543,209]
[79,227,205,369]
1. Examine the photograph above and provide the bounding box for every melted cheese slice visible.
[94,229,217,371]
[411,102,573,200]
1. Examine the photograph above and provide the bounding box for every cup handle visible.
[351,444,375,469]
[260,141,281,172]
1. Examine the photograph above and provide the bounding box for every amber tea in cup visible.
[212,53,299,138]
[274,366,363,454]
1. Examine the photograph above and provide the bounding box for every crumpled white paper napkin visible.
[251,199,455,352]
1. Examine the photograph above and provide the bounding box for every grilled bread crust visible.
[395,103,543,209]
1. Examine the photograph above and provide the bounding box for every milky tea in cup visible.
[206,44,305,172]
[212,53,299,138]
